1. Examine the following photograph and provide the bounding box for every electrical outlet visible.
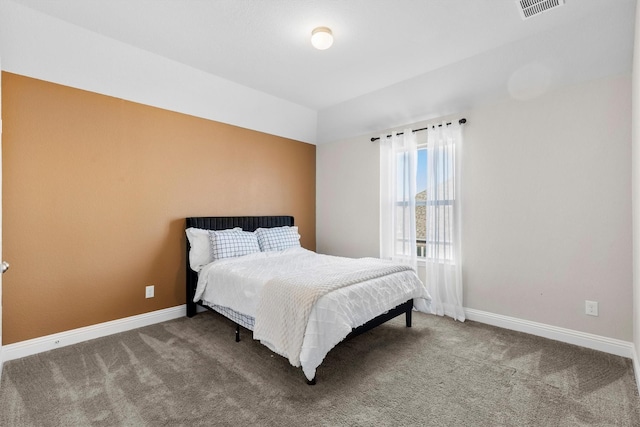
[145,285,155,299]
[585,300,598,316]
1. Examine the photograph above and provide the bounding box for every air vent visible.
[516,0,565,20]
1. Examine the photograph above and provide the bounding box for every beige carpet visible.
[1,311,638,426]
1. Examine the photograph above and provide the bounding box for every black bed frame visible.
[185,216,413,384]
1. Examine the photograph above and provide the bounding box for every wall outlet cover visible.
[585,300,598,316]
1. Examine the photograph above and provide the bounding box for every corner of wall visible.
[632,0,640,377]
[633,345,640,396]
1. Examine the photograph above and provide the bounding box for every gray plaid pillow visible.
[208,229,260,261]
[255,226,301,252]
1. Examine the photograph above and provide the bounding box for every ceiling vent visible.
[516,0,565,20]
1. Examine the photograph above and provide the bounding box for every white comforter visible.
[194,247,431,380]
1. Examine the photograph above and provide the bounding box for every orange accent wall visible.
[1,72,316,344]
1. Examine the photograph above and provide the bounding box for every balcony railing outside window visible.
[396,198,454,262]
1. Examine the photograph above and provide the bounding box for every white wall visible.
[317,132,381,259]
[318,74,633,341]
[0,0,317,144]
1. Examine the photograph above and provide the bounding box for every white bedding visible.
[194,247,431,380]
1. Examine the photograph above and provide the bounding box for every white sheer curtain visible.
[379,122,465,321]
[424,122,464,321]
[379,130,418,270]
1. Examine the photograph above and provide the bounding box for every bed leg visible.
[306,377,316,386]
[186,301,197,318]
[235,325,240,342]
[406,309,412,327]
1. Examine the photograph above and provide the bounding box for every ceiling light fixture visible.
[311,27,333,50]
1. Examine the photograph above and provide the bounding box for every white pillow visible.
[208,229,261,261]
[186,227,240,272]
[254,226,301,252]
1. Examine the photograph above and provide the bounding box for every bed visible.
[185,216,430,384]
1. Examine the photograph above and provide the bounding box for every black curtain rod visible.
[370,118,467,142]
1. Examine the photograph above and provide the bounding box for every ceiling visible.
[10,0,638,142]
[14,0,636,108]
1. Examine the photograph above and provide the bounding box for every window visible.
[415,145,456,262]
[381,125,460,264]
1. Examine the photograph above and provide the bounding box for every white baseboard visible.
[465,308,634,358]
[2,305,186,362]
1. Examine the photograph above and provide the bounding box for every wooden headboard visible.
[185,216,294,317]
